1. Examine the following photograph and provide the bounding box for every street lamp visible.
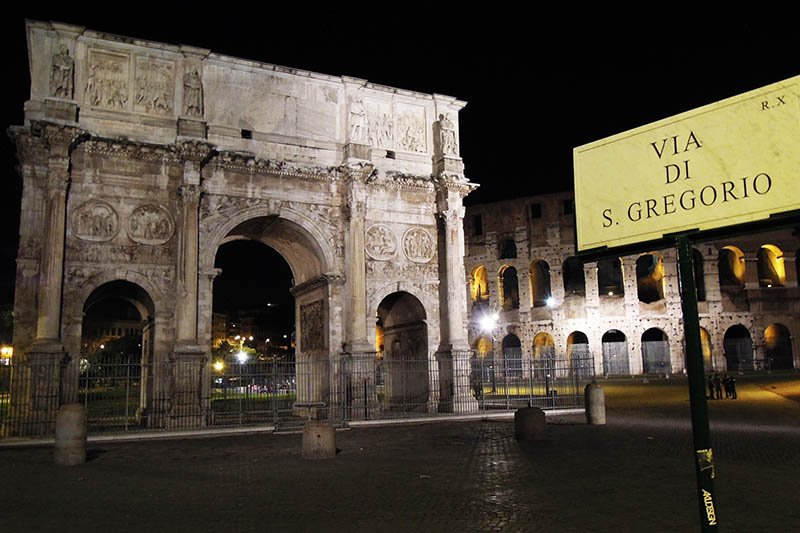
[480,311,499,394]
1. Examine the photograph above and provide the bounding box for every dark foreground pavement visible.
[1,375,799,532]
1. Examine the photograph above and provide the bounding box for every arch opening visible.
[499,266,520,311]
[598,258,624,297]
[80,280,155,431]
[636,254,665,303]
[529,260,551,307]
[501,334,522,378]
[757,244,785,288]
[641,328,670,374]
[377,291,429,413]
[602,329,629,375]
[718,246,746,288]
[764,323,793,370]
[563,257,585,296]
[723,325,753,372]
[567,331,592,378]
[469,265,490,307]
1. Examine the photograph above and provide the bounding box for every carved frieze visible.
[395,103,427,153]
[366,261,438,279]
[134,56,175,116]
[300,300,325,351]
[127,205,175,245]
[85,49,130,111]
[201,195,282,219]
[365,224,397,261]
[66,242,176,263]
[71,200,119,242]
[402,227,435,263]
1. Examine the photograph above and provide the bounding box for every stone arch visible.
[693,248,706,302]
[598,258,624,296]
[499,265,519,311]
[699,327,713,372]
[469,265,489,305]
[567,330,591,377]
[718,245,746,288]
[641,327,670,374]
[602,329,629,375]
[77,278,161,429]
[636,253,665,303]
[757,244,786,287]
[202,205,336,282]
[473,336,493,358]
[532,332,555,359]
[501,333,522,377]
[764,323,793,370]
[377,291,431,413]
[562,256,585,296]
[529,260,551,307]
[723,324,753,372]
[369,281,438,357]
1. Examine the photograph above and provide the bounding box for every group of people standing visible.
[708,373,737,400]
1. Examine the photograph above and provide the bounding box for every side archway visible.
[723,325,753,371]
[764,323,793,370]
[602,330,629,375]
[641,328,670,374]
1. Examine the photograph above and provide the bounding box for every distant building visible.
[465,192,799,376]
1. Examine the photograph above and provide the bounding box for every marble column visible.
[436,176,479,413]
[23,124,83,435]
[343,180,371,353]
[170,143,213,428]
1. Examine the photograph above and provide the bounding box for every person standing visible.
[730,376,737,399]
[708,374,716,400]
[713,373,723,401]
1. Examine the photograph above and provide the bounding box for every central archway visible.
[377,291,430,414]
[201,211,338,424]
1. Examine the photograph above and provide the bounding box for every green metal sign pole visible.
[676,235,719,531]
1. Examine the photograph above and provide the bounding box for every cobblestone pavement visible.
[1,374,798,532]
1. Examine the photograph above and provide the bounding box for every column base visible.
[44,98,78,123]
[178,117,208,139]
[168,344,209,429]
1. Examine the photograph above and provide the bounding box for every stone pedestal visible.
[344,142,371,162]
[514,407,546,440]
[302,420,336,459]
[585,382,606,425]
[167,345,209,429]
[436,349,479,414]
[17,344,66,436]
[54,403,87,466]
[178,117,207,138]
[44,98,78,123]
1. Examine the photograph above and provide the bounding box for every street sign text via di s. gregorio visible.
[573,75,800,252]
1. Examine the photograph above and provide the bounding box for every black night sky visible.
[0,7,796,328]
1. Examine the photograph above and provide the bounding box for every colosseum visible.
[464,191,799,377]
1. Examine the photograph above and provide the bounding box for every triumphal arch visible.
[9,20,477,434]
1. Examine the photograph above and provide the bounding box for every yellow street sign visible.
[574,75,800,252]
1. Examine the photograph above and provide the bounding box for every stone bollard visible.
[584,382,606,425]
[302,420,336,459]
[514,406,546,440]
[54,403,87,466]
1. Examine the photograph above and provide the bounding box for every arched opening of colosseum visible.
[469,265,490,307]
[502,334,523,378]
[567,331,591,377]
[471,336,494,389]
[723,325,753,371]
[499,238,517,259]
[641,328,670,374]
[562,256,585,297]
[693,248,707,301]
[499,266,520,311]
[764,323,794,370]
[377,291,430,413]
[700,327,713,372]
[79,280,155,430]
[532,332,555,378]
[598,258,624,297]
[757,244,786,288]
[529,260,551,307]
[602,329,629,375]
[718,246,746,288]
[636,254,665,303]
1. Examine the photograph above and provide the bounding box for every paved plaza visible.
[1,374,799,532]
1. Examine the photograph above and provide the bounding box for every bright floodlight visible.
[213,360,224,372]
[236,351,249,364]
[546,297,557,308]
[479,312,499,332]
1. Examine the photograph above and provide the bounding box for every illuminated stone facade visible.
[9,20,477,433]
[465,192,800,376]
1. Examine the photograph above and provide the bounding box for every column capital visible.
[176,139,215,165]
